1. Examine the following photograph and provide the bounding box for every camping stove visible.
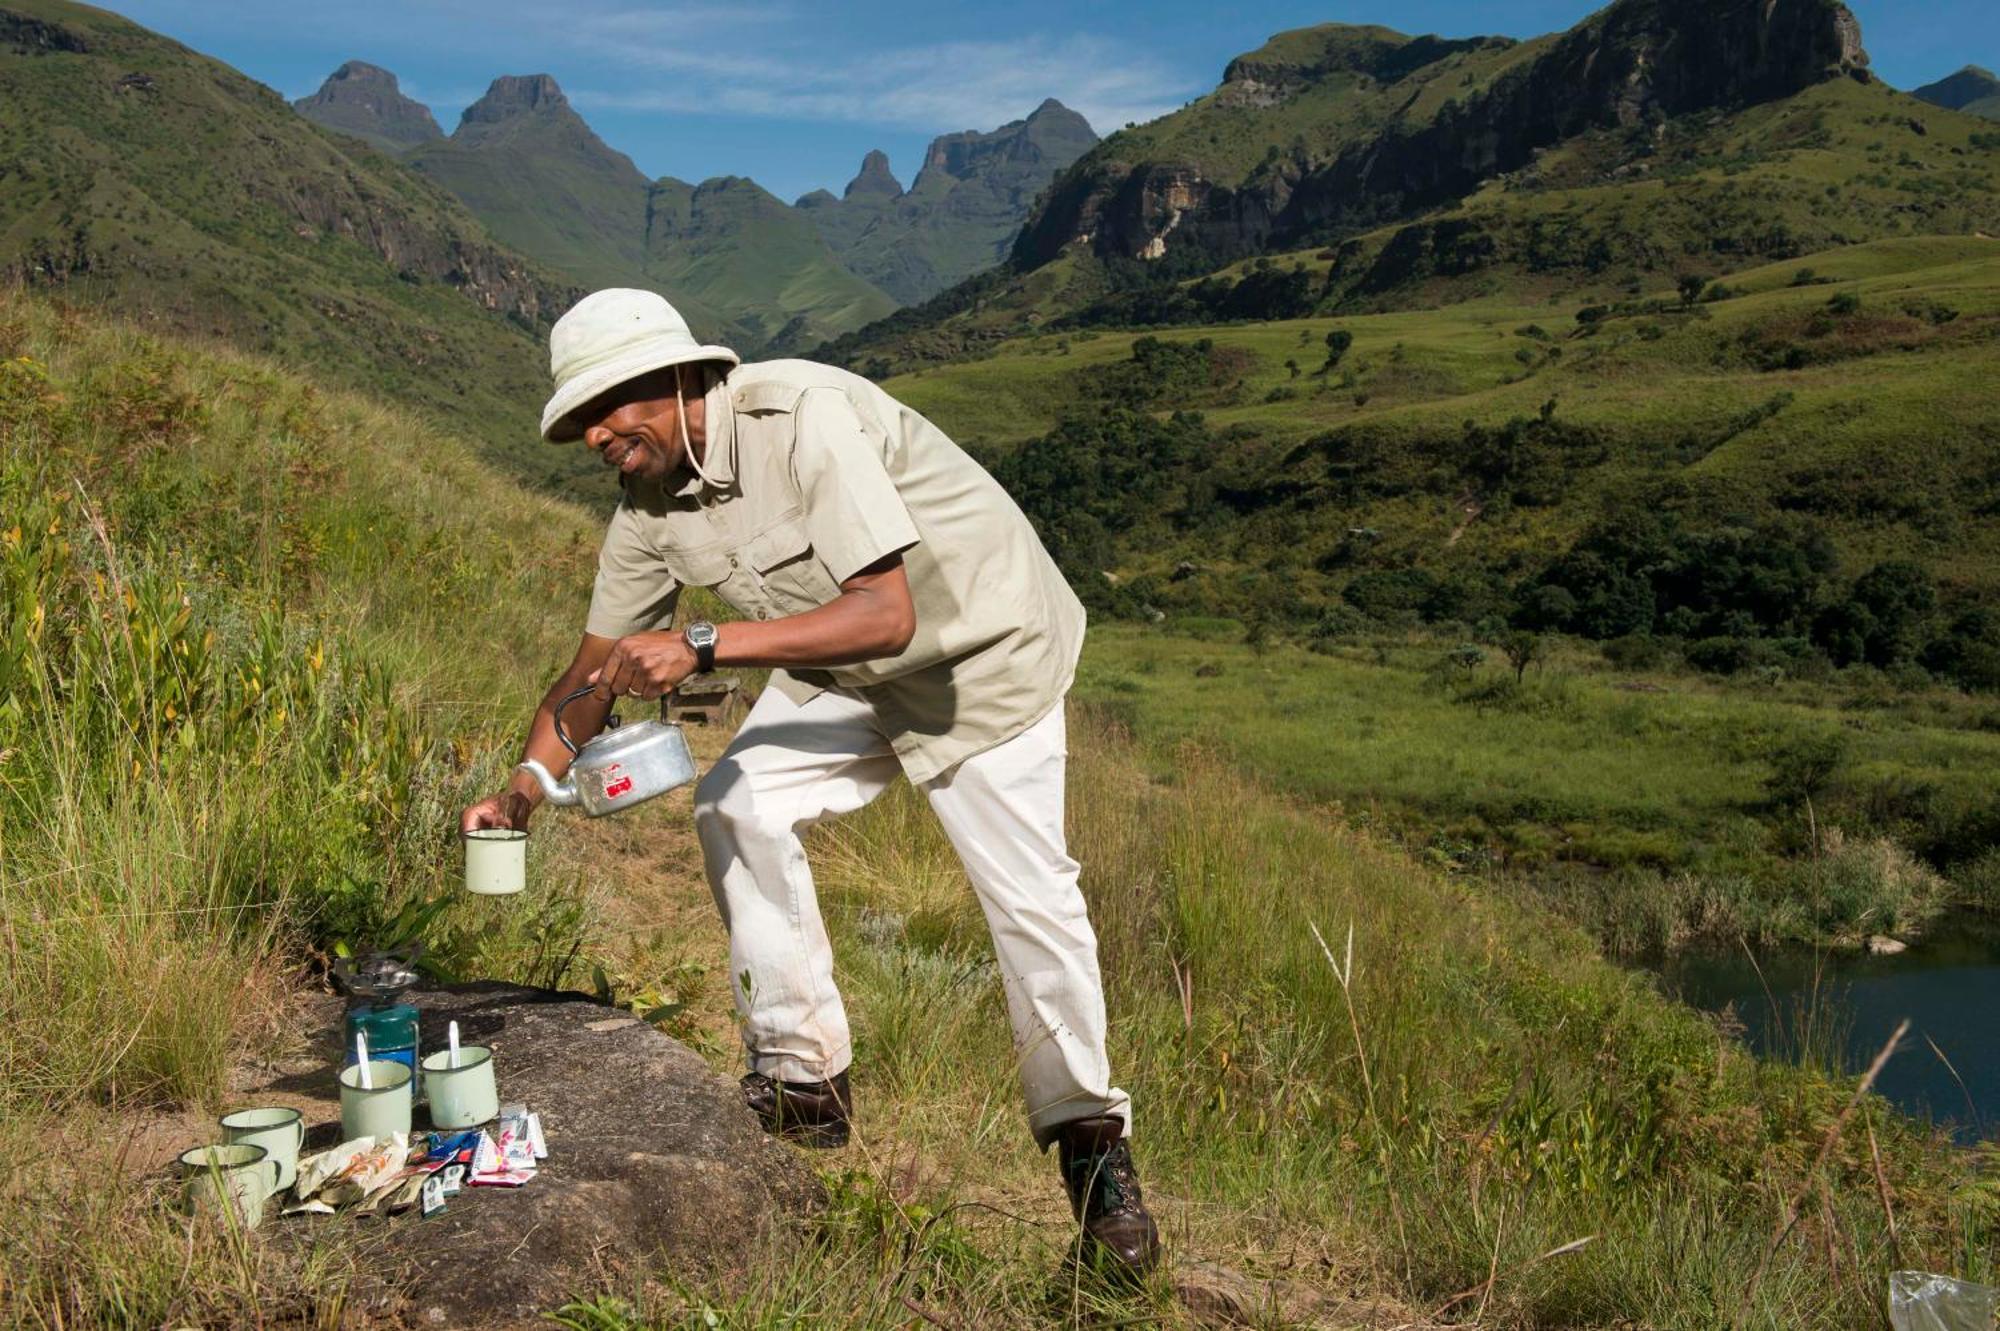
[332,947,424,1089]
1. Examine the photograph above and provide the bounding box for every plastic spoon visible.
[355,1031,372,1089]
[448,1020,461,1069]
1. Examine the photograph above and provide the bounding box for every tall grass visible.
[0,293,596,1325]
[710,711,1997,1328]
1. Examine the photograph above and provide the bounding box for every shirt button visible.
[756,608,768,620]
[727,555,739,569]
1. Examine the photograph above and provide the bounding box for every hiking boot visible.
[1056,1116,1162,1277]
[741,1070,852,1148]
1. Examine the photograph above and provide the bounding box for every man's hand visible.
[589,630,698,701]
[462,789,534,833]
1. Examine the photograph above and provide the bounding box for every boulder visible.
[251,982,819,1328]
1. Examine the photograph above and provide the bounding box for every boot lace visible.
[1067,1141,1142,1217]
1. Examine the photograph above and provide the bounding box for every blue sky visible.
[111,0,1999,203]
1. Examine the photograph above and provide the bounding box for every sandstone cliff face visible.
[1014,0,1871,270]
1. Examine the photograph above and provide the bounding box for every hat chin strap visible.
[675,365,720,490]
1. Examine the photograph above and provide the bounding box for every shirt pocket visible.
[745,513,842,616]
[659,542,733,590]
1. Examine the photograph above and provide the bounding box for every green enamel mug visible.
[422,1046,499,1129]
[463,828,527,895]
[179,1142,279,1229]
[220,1105,304,1192]
[338,1059,413,1141]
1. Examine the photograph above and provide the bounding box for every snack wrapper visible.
[292,1133,410,1208]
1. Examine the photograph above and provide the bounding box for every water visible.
[1660,913,2000,1143]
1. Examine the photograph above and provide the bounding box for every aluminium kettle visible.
[517,685,697,817]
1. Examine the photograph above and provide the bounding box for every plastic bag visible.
[1889,1271,1999,1331]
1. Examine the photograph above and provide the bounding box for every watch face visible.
[687,622,717,647]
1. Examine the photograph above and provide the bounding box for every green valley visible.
[6,283,1994,1331]
[884,237,2000,638]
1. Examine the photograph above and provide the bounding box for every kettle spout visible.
[515,759,579,808]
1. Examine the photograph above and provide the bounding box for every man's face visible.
[578,370,687,484]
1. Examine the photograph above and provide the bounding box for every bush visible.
[1762,728,1849,809]
[1794,829,1949,939]
[1601,634,1668,670]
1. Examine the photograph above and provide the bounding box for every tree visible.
[1677,274,1708,308]
[1321,329,1354,373]
[1501,630,1544,683]
[1762,729,1848,810]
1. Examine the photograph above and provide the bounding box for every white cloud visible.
[135,0,1195,144]
[571,31,1191,135]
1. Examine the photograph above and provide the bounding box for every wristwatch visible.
[683,620,719,674]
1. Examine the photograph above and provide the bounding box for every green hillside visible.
[404,75,655,295]
[1081,25,1531,187]
[882,235,2000,690]
[820,0,2000,369]
[0,0,594,492]
[648,175,898,351]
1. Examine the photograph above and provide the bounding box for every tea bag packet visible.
[495,1104,535,1169]
[527,1112,548,1161]
[423,1129,482,1165]
[471,1130,500,1176]
[469,1164,535,1187]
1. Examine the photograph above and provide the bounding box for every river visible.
[1660,913,2000,1143]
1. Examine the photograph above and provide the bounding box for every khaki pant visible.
[692,687,1130,1148]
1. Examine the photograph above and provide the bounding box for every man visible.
[461,288,1161,1274]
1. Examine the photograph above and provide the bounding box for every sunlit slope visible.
[887,236,2000,594]
[0,0,599,492]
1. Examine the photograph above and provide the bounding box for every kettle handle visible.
[551,684,618,757]
[551,681,682,756]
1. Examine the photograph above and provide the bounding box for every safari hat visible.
[540,288,738,442]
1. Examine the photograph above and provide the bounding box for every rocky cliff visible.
[1013,0,1871,270]
[800,100,1097,304]
[293,60,442,152]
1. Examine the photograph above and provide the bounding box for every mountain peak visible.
[461,74,569,126]
[844,149,903,200]
[294,60,443,150]
[329,60,395,86]
[1913,65,2000,116]
[912,101,1099,192]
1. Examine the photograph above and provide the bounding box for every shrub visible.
[1762,728,1850,809]
[1795,828,1950,938]
[1321,328,1354,372]
[1602,633,1667,670]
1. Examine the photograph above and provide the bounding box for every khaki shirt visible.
[584,359,1085,784]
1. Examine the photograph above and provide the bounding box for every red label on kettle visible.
[603,764,633,800]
